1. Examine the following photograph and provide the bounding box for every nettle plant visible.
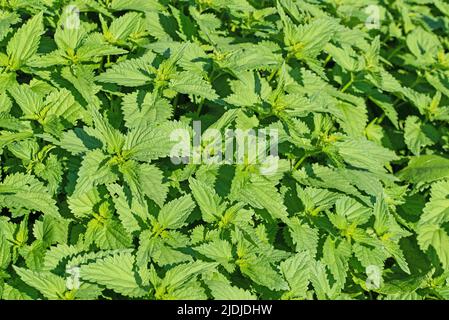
[1,0,449,300]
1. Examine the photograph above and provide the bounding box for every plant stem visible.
[323,54,332,67]
[386,44,404,61]
[376,113,386,124]
[267,67,278,82]
[340,72,354,93]
[293,154,308,170]
[196,99,205,117]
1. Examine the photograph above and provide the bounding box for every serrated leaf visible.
[80,252,146,297]
[158,194,196,230]
[7,12,43,69]
[398,155,449,184]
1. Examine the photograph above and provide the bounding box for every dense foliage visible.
[1,0,449,300]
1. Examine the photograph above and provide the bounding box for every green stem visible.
[395,101,407,109]
[386,44,404,61]
[293,154,308,170]
[209,68,222,83]
[208,68,216,81]
[323,54,332,67]
[267,67,278,82]
[340,72,354,93]
[196,99,205,117]
[376,113,386,124]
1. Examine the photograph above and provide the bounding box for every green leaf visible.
[404,116,439,155]
[137,234,192,267]
[96,52,155,87]
[136,163,168,207]
[121,91,173,129]
[158,194,196,230]
[207,280,257,300]
[107,12,141,43]
[13,267,66,300]
[85,217,132,250]
[33,215,69,245]
[322,237,351,286]
[309,260,334,300]
[232,175,289,222]
[80,252,146,297]
[239,258,289,291]
[125,121,189,161]
[189,177,226,223]
[335,137,399,174]
[280,252,311,299]
[110,0,165,11]
[170,71,218,100]
[73,149,116,196]
[119,160,168,207]
[7,12,44,69]
[7,83,43,117]
[406,27,441,61]
[417,180,449,269]
[397,155,449,184]
[288,217,319,257]
[194,239,234,272]
[0,173,59,217]
[334,196,372,226]
[0,235,12,269]
[159,261,216,290]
